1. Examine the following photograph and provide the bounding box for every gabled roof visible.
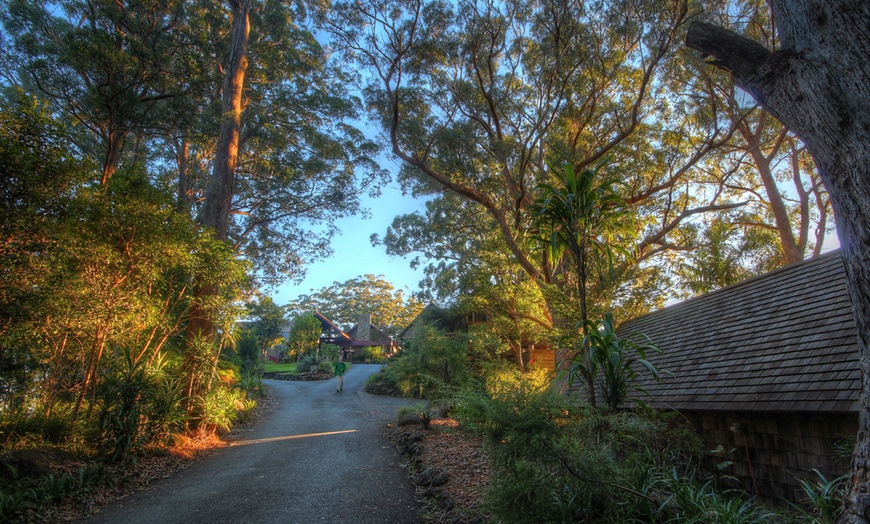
[346,322,390,342]
[314,311,351,340]
[622,250,859,413]
[398,303,439,340]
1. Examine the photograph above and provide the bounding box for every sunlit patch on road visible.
[230,429,358,446]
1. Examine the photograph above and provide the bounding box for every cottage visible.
[622,250,859,502]
[314,311,394,357]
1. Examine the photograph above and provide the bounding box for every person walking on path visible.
[334,356,347,392]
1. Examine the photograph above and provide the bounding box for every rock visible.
[420,487,443,498]
[403,443,423,456]
[415,467,448,487]
[0,448,78,478]
[397,413,422,426]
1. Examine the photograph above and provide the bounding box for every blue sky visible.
[270,175,429,306]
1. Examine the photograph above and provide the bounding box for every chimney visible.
[357,313,371,341]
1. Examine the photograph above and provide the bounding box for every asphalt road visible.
[78,364,422,524]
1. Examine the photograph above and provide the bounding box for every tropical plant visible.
[561,312,668,411]
[532,162,636,406]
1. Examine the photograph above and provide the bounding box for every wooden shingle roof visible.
[621,250,859,413]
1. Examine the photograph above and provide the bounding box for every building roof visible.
[398,303,439,340]
[622,250,859,413]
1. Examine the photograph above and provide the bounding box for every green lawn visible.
[263,361,297,373]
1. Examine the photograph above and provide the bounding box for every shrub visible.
[451,366,726,523]
[386,326,471,399]
[562,311,668,410]
[352,345,384,363]
[195,386,246,433]
[0,411,73,450]
[297,354,319,374]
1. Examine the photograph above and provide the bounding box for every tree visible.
[0,94,90,410]
[531,163,635,405]
[326,0,760,322]
[1,0,195,185]
[676,218,766,294]
[246,296,287,357]
[285,313,322,362]
[287,275,424,337]
[682,1,832,266]
[684,3,870,521]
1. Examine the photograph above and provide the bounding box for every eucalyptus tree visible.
[684,0,833,267]
[326,0,753,318]
[287,274,424,338]
[377,190,561,370]
[0,0,198,185]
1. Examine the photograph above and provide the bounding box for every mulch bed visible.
[387,418,492,524]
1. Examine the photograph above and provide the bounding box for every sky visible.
[270,168,429,307]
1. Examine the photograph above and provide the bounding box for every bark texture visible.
[202,0,252,242]
[687,2,870,521]
[184,0,252,411]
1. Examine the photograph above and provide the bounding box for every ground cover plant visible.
[382,359,841,524]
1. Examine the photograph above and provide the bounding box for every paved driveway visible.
[78,364,422,524]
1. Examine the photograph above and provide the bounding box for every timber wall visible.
[684,410,856,503]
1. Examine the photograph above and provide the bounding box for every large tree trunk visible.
[202,0,252,242]
[686,3,870,521]
[184,0,252,412]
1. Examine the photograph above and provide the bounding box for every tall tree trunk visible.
[184,0,252,412]
[686,3,870,521]
[100,129,126,186]
[175,136,192,212]
[202,0,252,242]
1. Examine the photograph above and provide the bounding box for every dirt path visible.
[77,364,422,524]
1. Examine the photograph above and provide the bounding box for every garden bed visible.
[387,418,491,524]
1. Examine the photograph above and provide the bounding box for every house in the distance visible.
[314,311,395,357]
[622,250,858,502]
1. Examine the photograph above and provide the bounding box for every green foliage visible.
[286,274,424,337]
[662,473,777,524]
[0,461,109,524]
[562,312,669,410]
[319,343,342,362]
[449,368,782,524]
[92,350,151,462]
[0,412,74,449]
[233,330,265,398]
[387,326,471,399]
[194,386,247,433]
[285,313,322,362]
[791,469,847,524]
[245,297,287,356]
[352,345,385,363]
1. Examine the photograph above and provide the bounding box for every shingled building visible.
[622,250,859,502]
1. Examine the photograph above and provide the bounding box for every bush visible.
[352,345,384,363]
[451,367,759,523]
[386,326,471,399]
[195,386,246,433]
[297,354,319,374]
[0,412,73,450]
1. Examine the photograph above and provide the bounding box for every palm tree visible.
[531,162,635,406]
